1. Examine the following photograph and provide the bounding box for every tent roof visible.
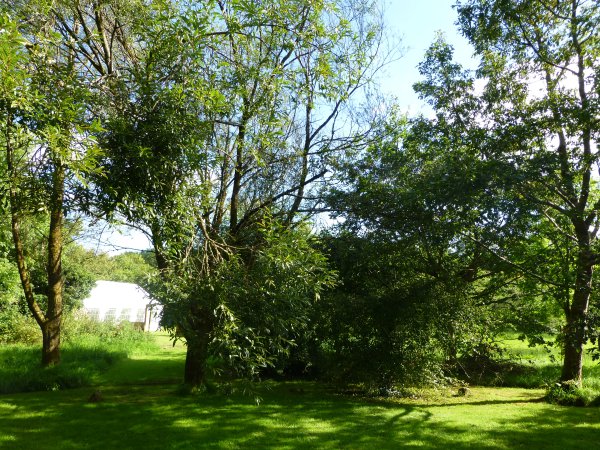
[83,280,152,310]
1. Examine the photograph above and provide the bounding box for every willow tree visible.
[169,0,388,386]
[45,0,392,386]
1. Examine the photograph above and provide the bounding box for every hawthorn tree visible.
[148,0,388,387]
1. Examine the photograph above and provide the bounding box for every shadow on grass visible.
[92,353,185,386]
[414,398,545,407]
[1,382,599,449]
[2,338,599,449]
[0,345,127,394]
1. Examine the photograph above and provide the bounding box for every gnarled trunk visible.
[183,309,214,387]
[184,343,208,387]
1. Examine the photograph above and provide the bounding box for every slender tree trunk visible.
[44,162,65,366]
[151,223,170,273]
[229,107,250,234]
[6,113,63,366]
[41,316,62,366]
[287,99,312,224]
[561,228,593,384]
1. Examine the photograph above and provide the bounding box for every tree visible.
[325,105,527,383]
[3,0,391,384]
[0,218,96,344]
[0,11,99,365]
[453,0,600,384]
[364,1,599,385]
[73,0,390,386]
[77,249,157,285]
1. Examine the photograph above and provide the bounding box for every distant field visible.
[495,334,600,392]
[1,332,599,449]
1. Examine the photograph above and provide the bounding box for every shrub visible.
[545,380,596,407]
[62,309,154,353]
[0,305,40,345]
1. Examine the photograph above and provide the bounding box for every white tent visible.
[82,281,162,332]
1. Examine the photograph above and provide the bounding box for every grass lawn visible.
[1,334,599,449]
[496,335,600,393]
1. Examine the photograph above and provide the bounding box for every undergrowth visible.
[0,311,156,394]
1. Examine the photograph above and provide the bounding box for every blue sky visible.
[379,0,478,113]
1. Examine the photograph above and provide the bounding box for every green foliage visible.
[27,245,96,312]
[545,381,595,407]
[0,343,121,394]
[7,219,95,312]
[1,5,104,366]
[324,101,528,386]
[0,307,39,345]
[108,252,156,284]
[325,0,600,386]
[81,250,157,285]
[0,221,97,343]
[0,255,29,342]
[156,218,336,380]
[306,233,498,388]
[62,310,154,353]
[53,0,390,385]
[450,0,600,383]
[62,259,96,311]
[3,0,389,384]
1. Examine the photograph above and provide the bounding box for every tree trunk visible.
[183,332,211,387]
[41,316,61,366]
[561,240,593,384]
[229,107,250,234]
[183,310,214,387]
[184,343,207,387]
[561,287,591,384]
[6,112,63,366]
[41,162,65,366]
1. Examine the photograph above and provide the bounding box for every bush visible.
[301,234,482,389]
[0,305,40,345]
[545,380,597,407]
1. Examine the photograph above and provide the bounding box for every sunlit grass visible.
[1,332,600,449]
[489,333,600,407]
[1,381,599,449]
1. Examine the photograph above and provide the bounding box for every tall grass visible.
[0,311,156,394]
[495,334,600,406]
